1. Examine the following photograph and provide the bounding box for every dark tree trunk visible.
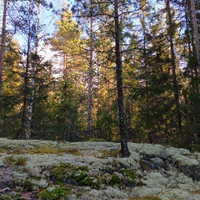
[18,16,32,139]
[114,0,130,157]
[166,0,182,137]
[0,0,7,99]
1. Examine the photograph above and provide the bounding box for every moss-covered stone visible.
[50,163,89,185]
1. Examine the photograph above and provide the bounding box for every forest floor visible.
[0,138,200,200]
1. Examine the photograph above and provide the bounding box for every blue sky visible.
[7,0,64,48]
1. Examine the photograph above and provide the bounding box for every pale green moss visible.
[78,187,128,200]
[142,172,169,188]
[12,171,29,182]
[25,163,41,177]
[194,152,200,162]
[89,138,107,142]
[172,154,199,166]
[158,188,200,200]
[1,139,200,200]
[130,197,161,200]
[131,187,162,198]
[27,178,48,189]
[116,157,140,169]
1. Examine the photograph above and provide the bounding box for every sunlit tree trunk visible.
[114,0,130,157]
[184,0,194,89]
[87,14,93,139]
[0,0,7,99]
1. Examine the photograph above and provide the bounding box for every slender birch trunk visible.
[26,2,40,139]
[0,0,7,99]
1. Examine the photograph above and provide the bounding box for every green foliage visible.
[48,80,87,141]
[75,172,87,181]
[109,174,121,185]
[38,186,71,200]
[50,163,89,185]
[1,193,21,200]
[20,179,36,191]
[49,160,141,190]
[0,37,22,138]
[80,176,100,189]
[2,0,200,151]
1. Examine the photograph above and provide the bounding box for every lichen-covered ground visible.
[0,138,200,200]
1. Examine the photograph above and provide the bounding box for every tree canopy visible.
[1,0,200,156]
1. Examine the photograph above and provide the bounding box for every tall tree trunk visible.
[185,0,194,89]
[97,55,101,135]
[114,0,130,157]
[189,0,199,94]
[191,0,200,77]
[166,0,182,137]
[18,23,31,139]
[87,14,93,139]
[140,2,152,143]
[0,0,7,99]
[26,2,40,139]
[107,72,111,140]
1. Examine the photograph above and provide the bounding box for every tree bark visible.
[26,2,40,139]
[18,26,31,139]
[191,0,200,77]
[18,2,34,139]
[166,0,182,137]
[87,14,93,139]
[114,0,130,157]
[0,0,7,99]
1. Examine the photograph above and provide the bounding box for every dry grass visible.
[189,189,200,195]
[27,146,84,156]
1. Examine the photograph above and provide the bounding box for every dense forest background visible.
[0,0,200,151]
